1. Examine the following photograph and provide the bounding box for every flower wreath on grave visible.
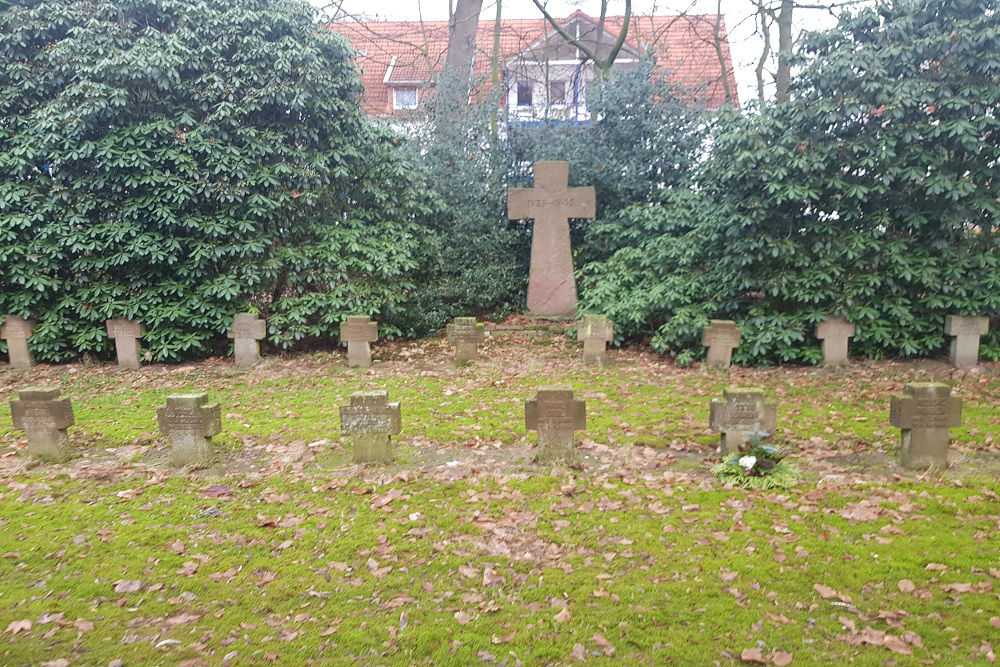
[711,427,800,490]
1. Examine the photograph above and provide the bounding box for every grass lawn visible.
[0,329,998,667]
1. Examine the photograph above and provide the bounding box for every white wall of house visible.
[505,60,595,122]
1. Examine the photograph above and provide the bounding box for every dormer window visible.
[517,82,533,107]
[393,87,418,110]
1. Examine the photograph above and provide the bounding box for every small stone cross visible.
[702,320,742,369]
[106,318,144,369]
[709,386,777,454]
[340,391,401,463]
[508,161,596,317]
[228,313,266,368]
[446,317,485,363]
[944,315,989,369]
[815,315,856,366]
[1,316,35,369]
[10,387,75,462]
[577,314,613,365]
[525,385,586,463]
[890,382,961,469]
[157,393,222,467]
[340,316,378,368]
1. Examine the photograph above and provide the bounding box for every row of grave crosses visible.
[0,313,619,369]
[9,380,962,470]
[702,314,992,369]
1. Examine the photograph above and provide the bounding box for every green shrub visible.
[580,0,999,365]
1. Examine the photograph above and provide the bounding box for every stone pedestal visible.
[1,316,35,369]
[525,385,586,463]
[944,315,989,369]
[890,382,961,468]
[10,388,74,462]
[816,315,855,366]
[577,314,613,366]
[340,391,401,463]
[702,320,742,369]
[709,387,777,454]
[106,318,143,369]
[228,313,266,368]
[446,317,485,363]
[508,162,596,317]
[157,394,222,467]
[340,316,378,368]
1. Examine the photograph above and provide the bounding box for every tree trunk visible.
[775,0,793,102]
[444,0,484,88]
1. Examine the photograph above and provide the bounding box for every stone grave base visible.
[900,428,949,469]
[353,434,393,464]
[171,436,213,468]
[27,431,73,463]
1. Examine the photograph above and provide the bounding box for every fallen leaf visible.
[740,647,766,664]
[719,569,739,582]
[492,631,516,644]
[590,633,615,656]
[772,651,793,666]
[571,643,586,660]
[554,607,571,623]
[113,579,145,594]
[6,620,31,635]
[897,579,915,593]
[813,583,851,603]
[454,611,472,625]
[925,563,947,571]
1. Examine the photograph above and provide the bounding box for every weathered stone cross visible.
[815,315,856,366]
[446,316,485,363]
[340,316,378,368]
[106,318,144,369]
[944,315,989,369]
[577,314,613,365]
[1,315,35,369]
[340,391,401,463]
[525,385,586,463]
[10,387,75,462]
[702,320,742,369]
[508,161,596,317]
[709,386,777,454]
[228,313,266,368]
[889,382,961,468]
[157,393,222,467]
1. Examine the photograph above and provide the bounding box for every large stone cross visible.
[702,320,742,369]
[709,386,777,454]
[525,385,586,463]
[1,315,35,369]
[944,315,989,369]
[10,387,75,462]
[228,313,266,368]
[157,393,222,467]
[446,317,485,363]
[890,382,961,468]
[508,161,596,317]
[106,318,144,369]
[340,391,401,463]
[340,316,378,368]
[815,315,856,366]
[577,314,613,366]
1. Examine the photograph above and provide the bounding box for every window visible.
[549,80,566,105]
[393,87,418,110]
[516,82,533,107]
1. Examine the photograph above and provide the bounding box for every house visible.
[329,11,738,121]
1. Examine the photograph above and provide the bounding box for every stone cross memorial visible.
[525,385,586,463]
[1,316,35,369]
[340,316,378,368]
[702,320,742,369]
[890,382,962,469]
[446,317,485,363]
[157,393,222,467]
[577,314,613,365]
[10,388,75,462]
[944,315,989,369]
[340,391,401,463]
[816,315,856,366]
[508,161,596,317]
[106,318,144,369]
[228,313,266,368]
[709,386,777,454]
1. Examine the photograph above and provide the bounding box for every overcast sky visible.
[313,0,846,103]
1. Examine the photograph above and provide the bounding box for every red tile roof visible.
[328,11,738,115]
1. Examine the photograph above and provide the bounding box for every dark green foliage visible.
[581,0,999,365]
[0,0,435,361]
